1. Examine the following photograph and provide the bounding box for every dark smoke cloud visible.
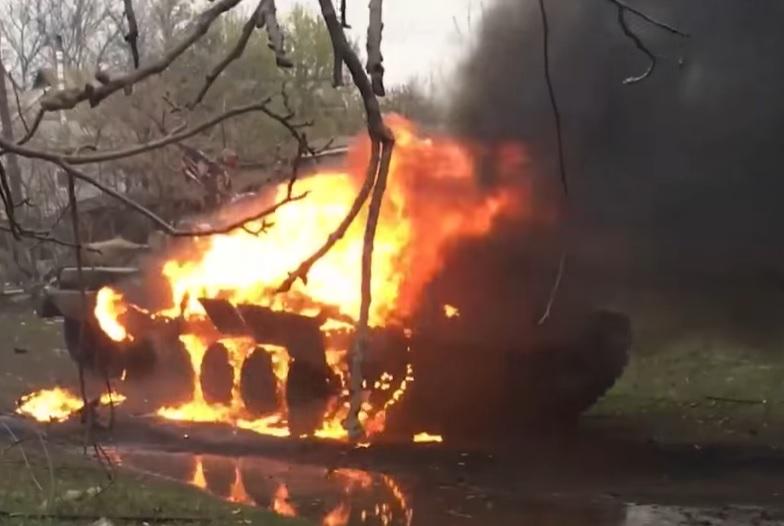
[440,0,784,347]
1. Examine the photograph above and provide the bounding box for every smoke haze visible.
[440,0,784,349]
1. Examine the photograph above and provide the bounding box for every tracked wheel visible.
[240,347,278,416]
[200,342,234,405]
[286,361,332,436]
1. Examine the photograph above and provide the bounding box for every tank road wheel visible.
[286,362,332,437]
[200,342,234,405]
[239,347,278,416]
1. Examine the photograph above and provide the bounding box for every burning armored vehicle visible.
[34,117,630,442]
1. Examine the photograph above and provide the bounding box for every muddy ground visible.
[2,296,784,524]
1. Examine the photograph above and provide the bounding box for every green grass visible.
[591,331,784,447]
[0,302,75,413]
[0,445,306,526]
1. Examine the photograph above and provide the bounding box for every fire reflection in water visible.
[146,453,414,526]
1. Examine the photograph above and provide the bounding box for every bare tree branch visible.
[316,0,395,440]
[536,0,568,197]
[15,109,44,146]
[37,0,244,112]
[366,0,386,96]
[122,0,141,69]
[0,100,272,164]
[605,0,689,36]
[616,6,655,85]
[537,252,566,325]
[191,0,270,107]
[340,0,350,28]
[257,0,293,69]
[0,223,97,250]
[604,0,688,85]
[0,161,21,240]
[318,0,391,142]
[277,140,380,293]
[50,160,306,238]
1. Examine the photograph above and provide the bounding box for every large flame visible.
[92,115,528,441]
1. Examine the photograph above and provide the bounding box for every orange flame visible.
[16,387,126,422]
[95,287,133,342]
[323,502,350,526]
[271,483,297,517]
[443,304,460,319]
[413,432,444,444]
[93,115,528,440]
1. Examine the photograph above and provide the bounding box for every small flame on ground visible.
[413,432,444,444]
[16,388,126,423]
[272,483,297,517]
[443,304,461,319]
[323,502,350,526]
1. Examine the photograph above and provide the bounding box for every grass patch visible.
[0,443,306,525]
[591,332,784,446]
[0,304,75,413]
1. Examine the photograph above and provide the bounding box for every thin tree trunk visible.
[0,49,24,204]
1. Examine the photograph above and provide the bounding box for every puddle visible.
[116,449,783,525]
[118,450,413,525]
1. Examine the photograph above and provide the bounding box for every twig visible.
[537,252,565,325]
[37,0,243,112]
[318,1,391,141]
[536,0,568,197]
[605,0,688,85]
[340,0,350,28]
[366,0,386,96]
[0,100,273,165]
[122,0,141,69]
[15,109,44,146]
[616,5,656,84]
[36,432,56,509]
[0,161,21,239]
[104,375,115,430]
[57,159,307,237]
[535,0,570,326]
[604,0,689,36]
[190,1,266,107]
[277,140,380,292]
[1,422,43,492]
[7,71,29,134]
[0,223,96,250]
[257,0,293,68]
